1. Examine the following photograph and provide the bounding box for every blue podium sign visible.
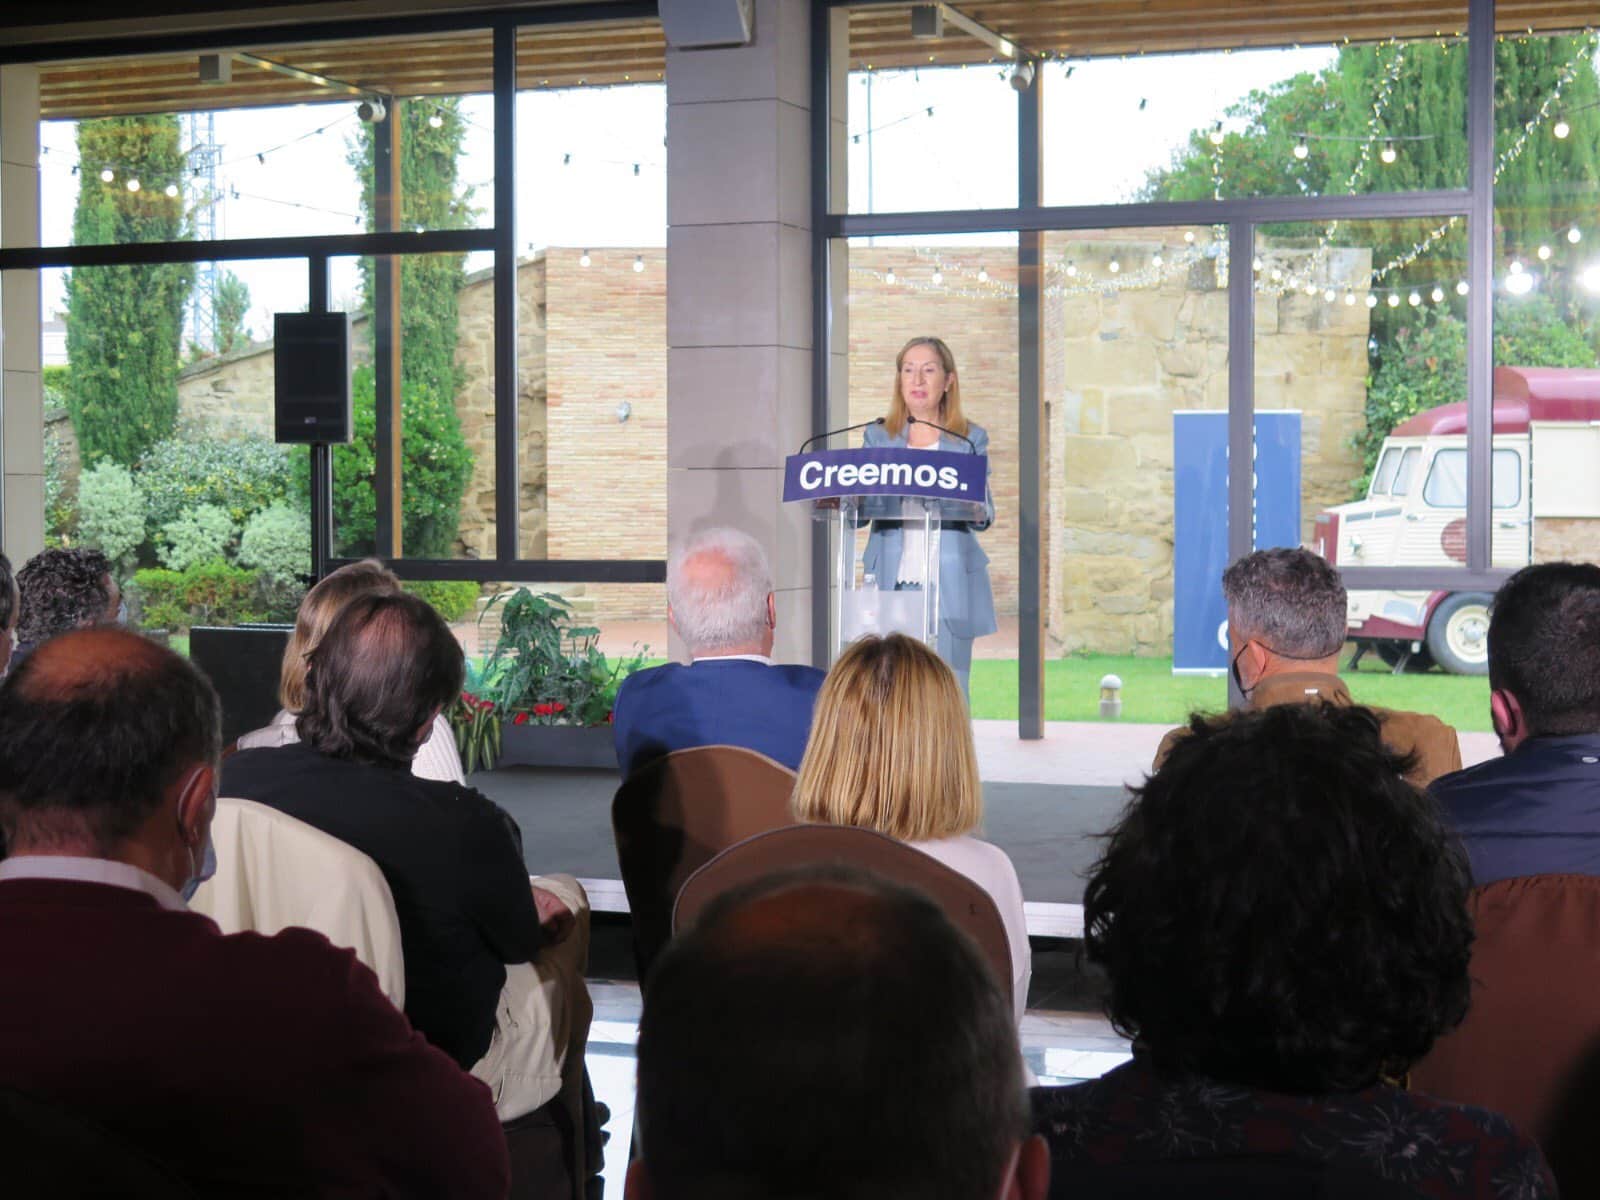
[1172,411,1302,674]
[783,447,987,503]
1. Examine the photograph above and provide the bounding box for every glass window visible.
[29,32,494,249]
[1371,447,1402,495]
[1393,447,1421,496]
[1422,448,1523,508]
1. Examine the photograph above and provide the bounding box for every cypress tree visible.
[63,115,194,467]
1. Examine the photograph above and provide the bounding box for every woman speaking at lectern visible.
[862,336,996,698]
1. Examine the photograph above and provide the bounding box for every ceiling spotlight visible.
[579,250,591,267]
[1456,280,1469,296]
[1537,244,1553,261]
[1293,135,1309,160]
[1208,121,1225,146]
[99,168,114,183]
[126,178,141,192]
[164,183,179,198]
[1569,226,1583,244]
[1554,116,1572,139]
[1380,138,1398,164]
[1009,60,1036,92]
[427,112,444,129]
[1431,286,1445,302]
[633,254,645,273]
[356,97,387,124]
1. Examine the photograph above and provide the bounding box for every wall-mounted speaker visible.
[273,312,352,444]
[660,0,753,49]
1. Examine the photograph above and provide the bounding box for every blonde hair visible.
[277,559,401,711]
[885,336,969,441]
[793,634,982,842]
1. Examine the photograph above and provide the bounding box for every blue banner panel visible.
[782,448,987,503]
[1172,411,1302,673]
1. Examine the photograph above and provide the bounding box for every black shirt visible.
[221,743,543,1067]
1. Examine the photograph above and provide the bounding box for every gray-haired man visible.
[1155,547,1461,787]
[611,528,826,778]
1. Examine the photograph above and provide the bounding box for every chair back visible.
[1049,1156,1426,1199]
[1411,872,1600,1195]
[0,1086,199,1198]
[187,625,291,745]
[611,745,796,984]
[189,797,406,1007]
[673,823,1014,1012]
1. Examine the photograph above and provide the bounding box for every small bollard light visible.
[1099,673,1123,720]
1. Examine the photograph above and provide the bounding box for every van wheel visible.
[1426,593,1493,675]
[1375,642,1435,673]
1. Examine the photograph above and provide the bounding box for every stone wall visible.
[175,237,1371,651]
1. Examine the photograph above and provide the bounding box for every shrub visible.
[138,432,295,534]
[129,560,261,631]
[77,461,146,566]
[43,419,77,547]
[404,579,481,623]
[129,567,187,632]
[158,503,235,571]
[238,503,312,585]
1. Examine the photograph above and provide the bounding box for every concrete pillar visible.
[665,0,814,663]
[0,65,43,565]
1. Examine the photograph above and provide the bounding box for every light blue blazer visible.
[860,420,998,640]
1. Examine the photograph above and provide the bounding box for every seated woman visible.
[792,633,1029,1026]
[235,558,465,784]
[1033,702,1553,1200]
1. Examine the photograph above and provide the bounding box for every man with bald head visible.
[612,527,826,776]
[0,628,508,1196]
[628,867,1050,1200]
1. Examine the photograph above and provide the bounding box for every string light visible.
[164,183,179,198]
[579,250,591,267]
[1366,293,1379,308]
[1208,121,1224,146]
[1380,138,1398,164]
[125,178,141,192]
[1570,226,1583,244]
[1108,259,1121,274]
[1456,280,1470,296]
[1387,292,1401,306]
[1431,285,1445,302]
[977,267,988,283]
[1537,244,1553,260]
[1293,135,1309,160]
[885,267,897,285]
[930,269,943,285]
[99,168,114,183]
[1345,291,1357,306]
[1409,291,1422,306]
[1554,116,1571,138]
[632,254,645,273]
[428,112,444,129]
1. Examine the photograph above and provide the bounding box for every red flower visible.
[605,710,614,725]
[512,712,529,726]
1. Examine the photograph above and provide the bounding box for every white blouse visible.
[234,709,467,786]
[907,833,1032,1029]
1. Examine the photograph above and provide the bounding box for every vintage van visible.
[1313,366,1600,674]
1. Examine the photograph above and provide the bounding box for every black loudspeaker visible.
[660,0,753,48]
[274,311,352,444]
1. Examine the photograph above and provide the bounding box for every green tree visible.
[63,116,194,467]
[343,97,476,555]
[214,269,253,356]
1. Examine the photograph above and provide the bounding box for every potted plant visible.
[450,589,648,772]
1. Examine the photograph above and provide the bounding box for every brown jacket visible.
[1153,671,1463,788]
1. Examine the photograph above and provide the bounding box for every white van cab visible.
[1313,366,1600,674]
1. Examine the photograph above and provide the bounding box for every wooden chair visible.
[1411,872,1600,1197]
[611,745,797,985]
[672,823,1014,1014]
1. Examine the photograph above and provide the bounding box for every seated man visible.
[222,592,591,1126]
[628,865,1049,1200]
[1431,562,1600,884]
[1157,546,1460,786]
[613,527,825,776]
[13,547,120,666]
[0,628,507,1197]
[0,552,16,679]
[1037,703,1552,1198]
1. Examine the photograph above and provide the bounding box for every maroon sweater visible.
[0,879,509,1198]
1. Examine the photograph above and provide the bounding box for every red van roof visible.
[1390,366,1600,436]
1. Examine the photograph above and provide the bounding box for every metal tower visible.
[184,111,222,353]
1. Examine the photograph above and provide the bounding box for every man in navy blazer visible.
[613,528,826,777]
[1430,562,1600,885]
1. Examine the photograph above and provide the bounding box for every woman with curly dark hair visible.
[1032,703,1553,1200]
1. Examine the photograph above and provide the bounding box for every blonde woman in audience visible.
[793,633,1029,1025]
[235,559,466,784]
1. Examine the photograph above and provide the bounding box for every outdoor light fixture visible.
[1506,270,1535,295]
[1366,294,1379,308]
[977,267,988,282]
[164,183,179,198]
[1209,121,1225,146]
[1538,244,1553,261]
[99,168,114,183]
[1009,60,1036,92]
[1380,139,1398,164]
[1570,226,1584,244]
[1324,288,1336,302]
[1409,291,1422,306]
[1456,280,1470,296]
[1065,261,1078,277]
[1555,116,1572,139]
[428,112,444,129]
[1108,259,1121,274]
[1387,293,1401,307]
[356,97,388,123]
[1431,286,1445,303]
[1581,263,1600,294]
[1152,253,1163,267]
[931,269,943,285]
[1344,292,1356,306]
[633,254,645,273]
[579,250,592,267]
[126,178,141,192]
[885,267,897,284]
[1293,135,1309,160]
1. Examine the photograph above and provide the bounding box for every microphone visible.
[907,414,977,452]
[799,417,885,454]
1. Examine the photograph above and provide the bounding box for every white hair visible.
[667,528,773,654]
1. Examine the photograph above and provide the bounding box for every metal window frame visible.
[0,2,666,589]
[813,0,1509,730]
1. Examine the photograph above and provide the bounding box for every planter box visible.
[494,723,618,770]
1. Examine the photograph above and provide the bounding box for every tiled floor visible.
[585,979,1131,1197]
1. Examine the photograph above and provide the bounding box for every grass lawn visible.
[968,652,1493,731]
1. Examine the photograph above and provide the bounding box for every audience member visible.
[235,558,465,783]
[612,528,825,776]
[628,866,1049,1200]
[14,547,119,665]
[221,592,590,1125]
[0,628,508,1197]
[1157,546,1460,786]
[1035,703,1552,1199]
[792,632,1030,1025]
[1431,562,1600,884]
[0,553,16,679]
